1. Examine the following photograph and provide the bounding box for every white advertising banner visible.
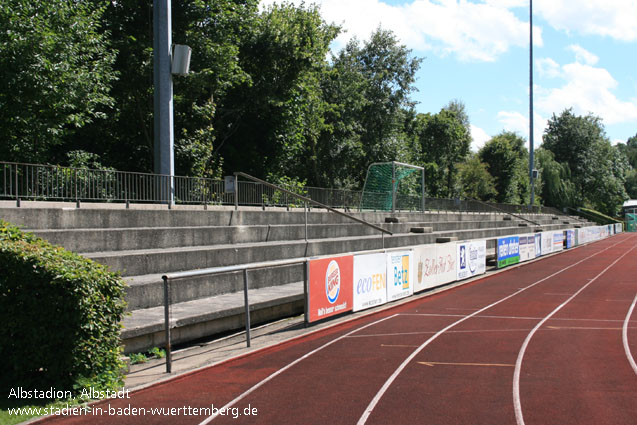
[534,233,542,257]
[435,242,458,287]
[577,228,585,245]
[353,253,387,312]
[413,243,457,292]
[386,250,414,301]
[413,244,437,293]
[456,240,486,281]
[552,231,564,252]
[541,232,554,255]
[519,234,535,262]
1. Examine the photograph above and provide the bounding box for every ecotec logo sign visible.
[353,253,387,312]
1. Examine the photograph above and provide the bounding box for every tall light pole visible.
[529,0,535,208]
[154,0,174,204]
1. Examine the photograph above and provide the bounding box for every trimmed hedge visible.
[0,220,126,398]
[577,207,622,225]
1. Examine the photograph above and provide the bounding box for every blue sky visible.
[262,0,637,151]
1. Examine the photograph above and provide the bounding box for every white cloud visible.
[535,58,637,125]
[536,57,560,78]
[261,0,542,62]
[496,111,547,147]
[535,0,637,41]
[470,125,491,151]
[567,45,598,66]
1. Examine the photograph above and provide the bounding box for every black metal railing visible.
[1,161,558,216]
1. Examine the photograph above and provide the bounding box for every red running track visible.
[38,233,637,425]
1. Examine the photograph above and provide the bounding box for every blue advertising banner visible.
[565,230,575,249]
[497,236,520,268]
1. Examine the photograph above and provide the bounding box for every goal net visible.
[359,162,425,212]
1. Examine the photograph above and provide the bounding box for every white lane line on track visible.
[400,313,631,322]
[351,326,637,339]
[350,329,534,338]
[197,313,399,425]
[357,236,630,425]
[623,294,637,376]
[513,241,637,425]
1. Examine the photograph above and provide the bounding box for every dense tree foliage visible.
[315,29,423,188]
[456,155,497,201]
[414,106,471,197]
[1,1,633,213]
[479,132,530,205]
[540,109,628,215]
[0,0,116,164]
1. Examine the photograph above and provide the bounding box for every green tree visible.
[616,134,637,169]
[536,148,577,209]
[625,169,637,199]
[0,0,116,164]
[216,2,339,182]
[80,0,259,176]
[457,155,497,201]
[415,107,471,197]
[316,28,423,187]
[479,132,529,204]
[542,109,628,214]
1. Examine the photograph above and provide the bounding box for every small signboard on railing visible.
[224,176,236,193]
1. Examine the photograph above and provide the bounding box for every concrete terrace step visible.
[124,261,305,311]
[27,218,551,253]
[122,281,304,353]
[2,203,557,230]
[84,224,538,277]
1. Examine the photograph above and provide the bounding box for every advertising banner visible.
[542,232,554,255]
[353,253,387,312]
[413,245,437,293]
[553,231,564,252]
[434,242,457,287]
[456,240,486,280]
[386,250,414,301]
[308,255,354,322]
[519,234,535,262]
[497,236,520,268]
[565,229,575,249]
[413,243,457,292]
[535,233,542,257]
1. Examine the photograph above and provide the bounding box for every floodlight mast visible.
[529,0,535,209]
[154,0,174,204]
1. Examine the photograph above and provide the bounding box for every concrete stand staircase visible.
[0,202,588,353]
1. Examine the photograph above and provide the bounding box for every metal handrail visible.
[161,257,309,372]
[233,172,393,237]
[1,161,573,217]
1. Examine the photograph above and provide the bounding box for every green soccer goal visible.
[359,161,425,212]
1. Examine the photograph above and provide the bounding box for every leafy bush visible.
[0,221,126,399]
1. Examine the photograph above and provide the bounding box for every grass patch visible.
[129,347,166,365]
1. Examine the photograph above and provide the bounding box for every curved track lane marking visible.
[623,293,637,376]
[198,313,399,425]
[513,237,637,425]
[356,236,627,425]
